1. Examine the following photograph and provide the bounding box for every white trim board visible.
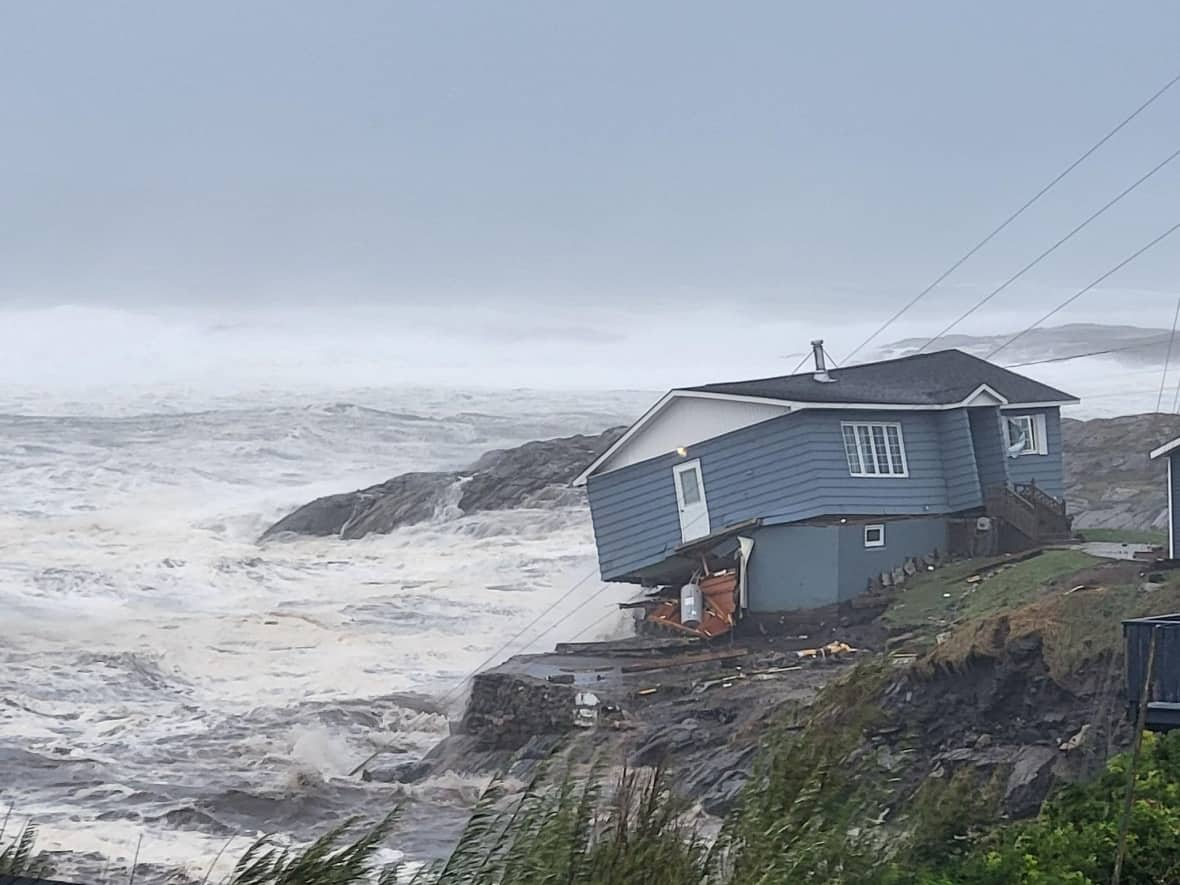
[1151,436,1180,461]
[1171,457,1176,560]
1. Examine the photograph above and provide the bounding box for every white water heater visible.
[680,582,703,627]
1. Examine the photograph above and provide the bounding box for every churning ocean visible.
[0,383,651,882]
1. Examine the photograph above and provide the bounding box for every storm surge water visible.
[0,387,650,882]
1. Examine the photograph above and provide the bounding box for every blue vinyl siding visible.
[968,407,1009,492]
[588,409,955,581]
[745,525,839,611]
[1003,407,1065,499]
[742,517,948,612]
[834,517,947,601]
[938,409,982,510]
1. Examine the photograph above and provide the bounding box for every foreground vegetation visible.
[25,723,1159,884]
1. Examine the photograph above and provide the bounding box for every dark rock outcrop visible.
[262,428,624,540]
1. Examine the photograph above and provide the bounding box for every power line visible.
[984,220,1180,361]
[842,67,1180,364]
[917,142,1180,354]
[434,570,604,707]
[567,608,621,643]
[1159,295,1180,413]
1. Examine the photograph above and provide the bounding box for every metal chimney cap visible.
[811,339,836,382]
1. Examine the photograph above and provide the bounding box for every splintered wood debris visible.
[639,569,738,639]
[795,640,857,659]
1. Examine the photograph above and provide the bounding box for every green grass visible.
[1076,527,1167,546]
[882,549,1099,636]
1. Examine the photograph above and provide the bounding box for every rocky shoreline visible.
[362,632,861,818]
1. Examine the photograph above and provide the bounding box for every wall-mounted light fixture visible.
[676,447,687,457]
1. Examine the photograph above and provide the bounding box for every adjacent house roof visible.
[1150,436,1180,460]
[686,349,1078,406]
[575,349,1078,484]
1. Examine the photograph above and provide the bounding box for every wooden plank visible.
[620,648,749,673]
[553,637,699,656]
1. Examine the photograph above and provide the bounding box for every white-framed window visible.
[1004,413,1048,456]
[864,524,885,548]
[841,422,909,477]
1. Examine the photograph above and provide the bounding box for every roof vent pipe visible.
[811,339,835,383]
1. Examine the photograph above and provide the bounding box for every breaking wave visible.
[0,386,649,883]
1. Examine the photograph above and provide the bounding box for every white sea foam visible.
[0,384,648,881]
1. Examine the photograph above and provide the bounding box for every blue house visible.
[575,342,1078,614]
[1149,435,1180,558]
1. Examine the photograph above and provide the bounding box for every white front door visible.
[673,459,710,542]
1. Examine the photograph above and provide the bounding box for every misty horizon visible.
[3,2,1180,340]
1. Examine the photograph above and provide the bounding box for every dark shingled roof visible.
[684,349,1078,406]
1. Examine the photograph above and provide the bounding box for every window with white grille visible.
[841,422,909,477]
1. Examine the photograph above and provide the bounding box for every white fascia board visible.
[670,390,801,407]
[572,390,676,486]
[1001,399,1080,409]
[1150,436,1180,461]
[1171,457,1176,559]
[960,384,1009,407]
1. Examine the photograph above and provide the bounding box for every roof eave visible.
[1150,436,1180,460]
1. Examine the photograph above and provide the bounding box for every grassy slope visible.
[883,549,1099,639]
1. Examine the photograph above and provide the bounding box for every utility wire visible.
[984,219,1180,361]
[1157,295,1180,413]
[918,143,1180,354]
[842,67,1180,364]
[788,352,812,374]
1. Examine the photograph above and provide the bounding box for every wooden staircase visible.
[984,481,1072,548]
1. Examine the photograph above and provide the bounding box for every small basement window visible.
[864,524,885,548]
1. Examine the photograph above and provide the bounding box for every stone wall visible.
[460,670,575,749]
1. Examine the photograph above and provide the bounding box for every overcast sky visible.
[3,2,1180,387]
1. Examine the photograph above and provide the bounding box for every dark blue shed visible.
[1124,613,1180,732]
